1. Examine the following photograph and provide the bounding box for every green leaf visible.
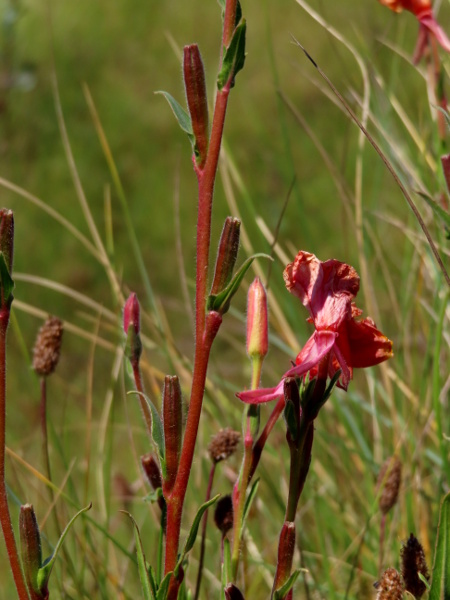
[121,511,154,600]
[273,569,301,600]
[241,478,260,534]
[128,391,166,477]
[156,572,172,600]
[144,487,164,505]
[148,566,158,600]
[155,91,195,147]
[37,503,92,593]
[207,253,271,314]
[417,192,450,239]
[0,252,14,306]
[217,20,247,90]
[429,492,450,600]
[222,537,232,588]
[175,494,220,574]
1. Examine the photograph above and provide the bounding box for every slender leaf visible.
[273,569,301,600]
[242,478,260,533]
[128,391,166,475]
[429,492,450,600]
[121,511,154,600]
[156,572,172,600]
[155,91,193,139]
[217,20,247,90]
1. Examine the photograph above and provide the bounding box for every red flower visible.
[237,252,393,404]
[378,0,450,63]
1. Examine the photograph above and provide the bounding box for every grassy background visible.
[0,0,449,597]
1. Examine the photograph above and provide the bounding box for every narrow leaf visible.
[155,91,193,135]
[128,391,166,476]
[37,503,92,592]
[242,478,260,533]
[176,494,220,573]
[417,191,450,238]
[217,20,247,90]
[222,537,232,585]
[156,572,172,600]
[121,511,154,600]
[207,253,272,313]
[429,492,450,600]
[273,569,301,600]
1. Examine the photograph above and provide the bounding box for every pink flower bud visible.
[123,293,140,335]
[246,277,268,360]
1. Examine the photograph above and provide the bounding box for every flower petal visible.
[345,317,393,368]
[420,16,450,52]
[284,251,360,330]
[285,330,337,378]
[236,380,285,405]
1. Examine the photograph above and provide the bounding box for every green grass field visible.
[0,0,448,597]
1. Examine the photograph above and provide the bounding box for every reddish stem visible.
[248,396,285,482]
[0,310,30,600]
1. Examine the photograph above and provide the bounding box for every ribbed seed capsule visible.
[183,44,209,168]
[20,504,46,599]
[162,375,182,491]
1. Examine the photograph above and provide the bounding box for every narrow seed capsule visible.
[123,293,142,365]
[0,208,14,274]
[20,504,46,599]
[210,217,241,299]
[162,375,183,491]
[183,44,209,168]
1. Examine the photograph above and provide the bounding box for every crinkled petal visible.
[284,251,359,330]
[420,16,450,52]
[236,380,285,405]
[345,317,393,368]
[285,330,337,378]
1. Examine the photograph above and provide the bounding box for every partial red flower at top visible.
[237,251,393,404]
[378,0,450,63]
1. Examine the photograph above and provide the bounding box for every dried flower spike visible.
[32,316,64,377]
[375,568,404,600]
[214,494,233,535]
[401,533,429,598]
[377,456,402,514]
[208,428,240,463]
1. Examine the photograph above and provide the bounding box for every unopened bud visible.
[401,533,429,598]
[377,456,402,515]
[208,428,240,463]
[20,504,46,599]
[214,495,234,536]
[210,217,241,299]
[374,568,404,600]
[32,316,64,377]
[224,583,245,600]
[184,44,209,168]
[246,277,268,361]
[162,375,183,491]
[123,293,142,365]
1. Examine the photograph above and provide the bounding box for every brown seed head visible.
[208,428,240,463]
[214,494,233,535]
[375,568,404,600]
[32,316,64,377]
[401,533,429,598]
[377,456,402,514]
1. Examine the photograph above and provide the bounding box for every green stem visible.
[0,310,30,600]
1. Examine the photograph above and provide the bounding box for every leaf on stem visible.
[128,391,166,477]
[241,478,260,534]
[155,91,194,147]
[156,572,173,600]
[273,569,301,600]
[121,511,155,600]
[207,253,272,314]
[217,20,247,90]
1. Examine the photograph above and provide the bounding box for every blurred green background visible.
[0,0,449,597]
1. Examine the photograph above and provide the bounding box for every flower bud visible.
[0,209,14,275]
[214,494,234,536]
[401,533,429,598]
[19,504,46,599]
[224,583,245,600]
[374,568,404,600]
[377,456,402,515]
[32,316,64,377]
[162,375,183,491]
[246,277,268,361]
[123,293,142,365]
[208,428,240,463]
[184,44,209,168]
[210,217,241,298]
